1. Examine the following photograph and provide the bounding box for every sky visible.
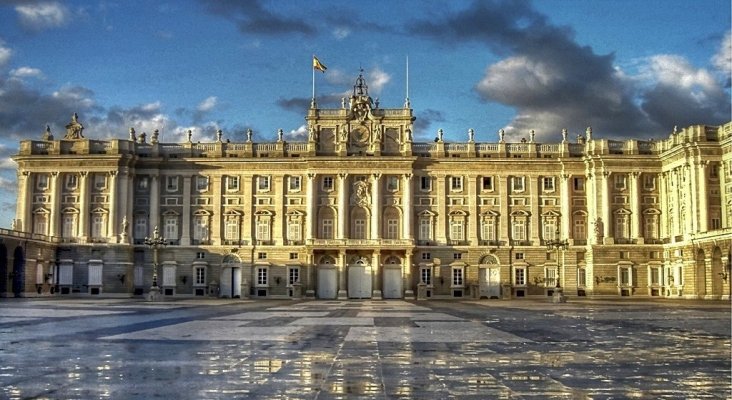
[0,0,729,228]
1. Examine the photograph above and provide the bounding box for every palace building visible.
[4,74,731,300]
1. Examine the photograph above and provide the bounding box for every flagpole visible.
[311,55,316,107]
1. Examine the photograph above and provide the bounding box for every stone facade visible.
[5,74,731,299]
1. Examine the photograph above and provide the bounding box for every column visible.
[720,161,729,230]
[371,173,381,239]
[682,164,699,238]
[15,171,32,232]
[337,173,347,240]
[338,249,347,299]
[108,171,118,242]
[601,171,612,243]
[149,174,160,236]
[180,175,191,245]
[658,172,668,239]
[306,173,316,240]
[560,174,571,242]
[402,173,413,240]
[436,175,447,243]
[243,175,254,243]
[404,250,414,298]
[372,251,382,299]
[629,172,640,242]
[210,175,221,244]
[697,162,708,232]
[79,172,90,240]
[467,174,478,244]
[49,172,60,237]
[499,175,509,242]
[530,175,539,243]
[274,175,285,244]
[118,171,130,243]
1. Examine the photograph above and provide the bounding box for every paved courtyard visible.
[0,298,729,399]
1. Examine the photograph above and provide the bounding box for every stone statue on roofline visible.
[42,125,53,141]
[64,113,84,140]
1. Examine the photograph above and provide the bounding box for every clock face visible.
[350,126,370,144]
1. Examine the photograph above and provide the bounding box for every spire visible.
[353,69,369,97]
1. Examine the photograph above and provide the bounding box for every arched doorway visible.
[711,247,723,297]
[12,246,24,297]
[317,255,337,299]
[220,254,242,298]
[348,257,372,299]
[0,244,7,296]
[478,255,500,299]
[382,256,403,299]
[696,249,706,298]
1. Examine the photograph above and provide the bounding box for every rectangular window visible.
[134,217,147,239]
[643,174,655,190]
[137,177,149,191]
[65,174,78,190]
[574,218,586,240]
[289,176,301,191]
[36,174,49,190]
[615,215,628,239]
[258,252,267,260]
[164,216,178,240]
[452,268,464,287]
[650,267,660,285]
[166,176,179,192]
[289,252,298,260]
[257,268,268,286]
[620,267,631,286]
[545,268,557,287]
[193,216,209,241]
[450,220,464,241]
[644,216,658,239]
[195,267,206,285]
[288,222,301,242]
[91,215,104,238]
[420,176,431,191]
[386,219,399,239]
[227,176,240,191]
[94,175,106,191]
[453,253,462,260]
[614,174,627,190]
[321,219,333,239]
[256,220,270,241]
[515,252,524,260]
[196,176,209,192]
[450,176,463,191]
[482,176,493,191]
[421,252,431,260]
[573,177,584,191]
[258,176,270,191]
[512,176,525,192]
[225,218,239,240]
[386,176,399,192]
[512,219,526,241]
[543,177,555,192]
[709,165,719,179]
[354,219,366,239]
[482,219,495,241]
[577,268,587,287]
[62,215,75,238]
[34,214,48,235]
[196,252,205,259]
[543,220,556,240]
[322,176,334,191]
[288,267,300,285]
[420,267,432,285]
[514,267,526,286]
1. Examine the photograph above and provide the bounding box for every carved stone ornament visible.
[350,180,371,207]
[64,113,84,140]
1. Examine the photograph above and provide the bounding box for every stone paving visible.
[0,298,729,399]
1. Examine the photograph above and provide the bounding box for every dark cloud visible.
[413,109,445,139]
[408,0,730,140]
[276,94,345,114]
[200,0,315,36]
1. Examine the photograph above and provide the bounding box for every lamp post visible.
[546,227,568,303]
[144,226,167,301]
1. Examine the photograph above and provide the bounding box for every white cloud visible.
[0,41,11,69]
[15,2,70,31]
[712,30,731,75]
[286,124,307,140]
[10,67,44,80]
[368,68,391,94]
[333,27,350,40]
[197,96,218,112]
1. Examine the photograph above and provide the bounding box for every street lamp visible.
[545,227,568,303]
[144,226,167,301]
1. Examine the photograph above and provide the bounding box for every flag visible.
[313,56,327,73]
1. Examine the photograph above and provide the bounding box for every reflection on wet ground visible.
[0,298,729,399]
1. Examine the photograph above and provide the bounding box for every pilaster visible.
[210,175,222,244]
[338,249,347,299]
[149,174,160,237]
[436,174,447,243]
[402,173,413,240]
[180,175,191,245]
[49,172,60,237]
[372,251,382,299]
[337,173,348,239]
[467,174,478,244]
[404,250,414,299]
[530,175,540,243]
[697,162,708,232]
[79,172,90,240]
[372,173,381,239]
[630,172,641,242]
[306,173,316,240]
[560,174,571,242]
[108,171,118,242]
[601,171,612,244]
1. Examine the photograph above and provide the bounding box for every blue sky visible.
[0,0,729,228]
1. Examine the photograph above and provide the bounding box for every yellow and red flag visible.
[313,56,327,73]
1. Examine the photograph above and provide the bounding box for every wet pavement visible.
[0,298,729,399]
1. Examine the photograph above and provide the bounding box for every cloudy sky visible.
[0,0,729,227]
